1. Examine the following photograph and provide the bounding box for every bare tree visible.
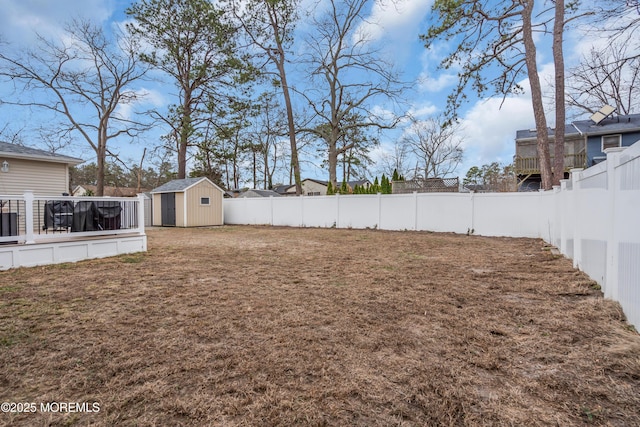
[567,36,640,116]
[0,19,150,195]
[300,0,406,188]
[377,139,411,180]
[402,116,464,179]
[251,91,288,189]
[228,0,303,195]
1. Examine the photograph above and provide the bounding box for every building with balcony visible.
[515,113,640,190]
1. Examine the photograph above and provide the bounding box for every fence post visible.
[470,191,475,234]
[604,147,626,300]
[571,170,582,269]
[23,191,35,244]
[413,191,418,231]
[137,194,146,234]
[270,195,274,226]
[377,192,382,229]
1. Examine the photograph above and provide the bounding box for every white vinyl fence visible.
[224,142,640,329]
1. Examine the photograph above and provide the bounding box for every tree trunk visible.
[178,98,191,180]
[96,149,105,197]
[96,122,108,196]
[328,140,338,187]
[522,0,553,190]
[276,55,302,195]
[553,0,566,186]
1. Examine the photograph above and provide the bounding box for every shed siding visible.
[175,192,185,227]
[186,181,223,226]
[0,158,69,196]
[152,193,162,226]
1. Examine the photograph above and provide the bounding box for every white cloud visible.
[406,103,438,121]
[0,0,114,46]
[417,72,457,93]
[355,0,434,45]
[115,88,166,121]
[457,95,534,174]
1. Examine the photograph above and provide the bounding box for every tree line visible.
[0,0,638,195]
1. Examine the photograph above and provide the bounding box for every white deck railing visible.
[0,192,146,245]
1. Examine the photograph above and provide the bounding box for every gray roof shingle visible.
[0,141,83,164]
[151,177,209,193]
[572,113,640,136]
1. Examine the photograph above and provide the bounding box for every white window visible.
[601,134,621,151]
[200,197,210,205]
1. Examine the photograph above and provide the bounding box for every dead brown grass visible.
[1,226,639,426]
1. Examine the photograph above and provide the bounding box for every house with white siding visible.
[0,141,83,196]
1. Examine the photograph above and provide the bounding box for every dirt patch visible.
[1,226,639,426]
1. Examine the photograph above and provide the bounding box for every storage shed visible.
[150,177,224,227]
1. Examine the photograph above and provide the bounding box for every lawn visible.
[1,226,639,426]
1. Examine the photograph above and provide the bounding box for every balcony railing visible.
[0,192,145,245]
[515,152,587,175]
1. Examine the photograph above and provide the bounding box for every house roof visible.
[74,184,149,197]
[273,184,295,194]
[572,113,640,136]
[345,179,371,187]
[0,141,83,165]
[516,114,640,141]
[515,124,579,141]
[238,189,281,198]
[150,177,222,193]
[302,178,372,187]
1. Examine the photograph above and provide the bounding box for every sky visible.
[0,0,620,186]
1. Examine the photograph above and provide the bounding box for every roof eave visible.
[0,152,84,165]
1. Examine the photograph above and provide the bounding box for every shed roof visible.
[0,141,83,165]
[150,177,223,194]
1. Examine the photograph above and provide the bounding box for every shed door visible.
[161,193,176,226]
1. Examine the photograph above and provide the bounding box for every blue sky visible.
[0,0,615,185]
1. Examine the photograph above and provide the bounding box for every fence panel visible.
[415,193,471,234]
[380,194,416,230]
[338,195,380,229]
[272,197,303,226]
[473,193,542,238]
[573,163,609,287]
[611,142,640,327]
[302,196,338,228]
[223,197,272,225]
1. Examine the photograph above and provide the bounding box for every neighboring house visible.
[238,189,281,198]
[303,178,330,196]
[515,113,640,190]
[0,141,83,196]
[273,179,372,196]
[302,178,372,195]
[150,177,224,227]
[273,184,296,196]
[573,113,640,166]
[73,184,149,197]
